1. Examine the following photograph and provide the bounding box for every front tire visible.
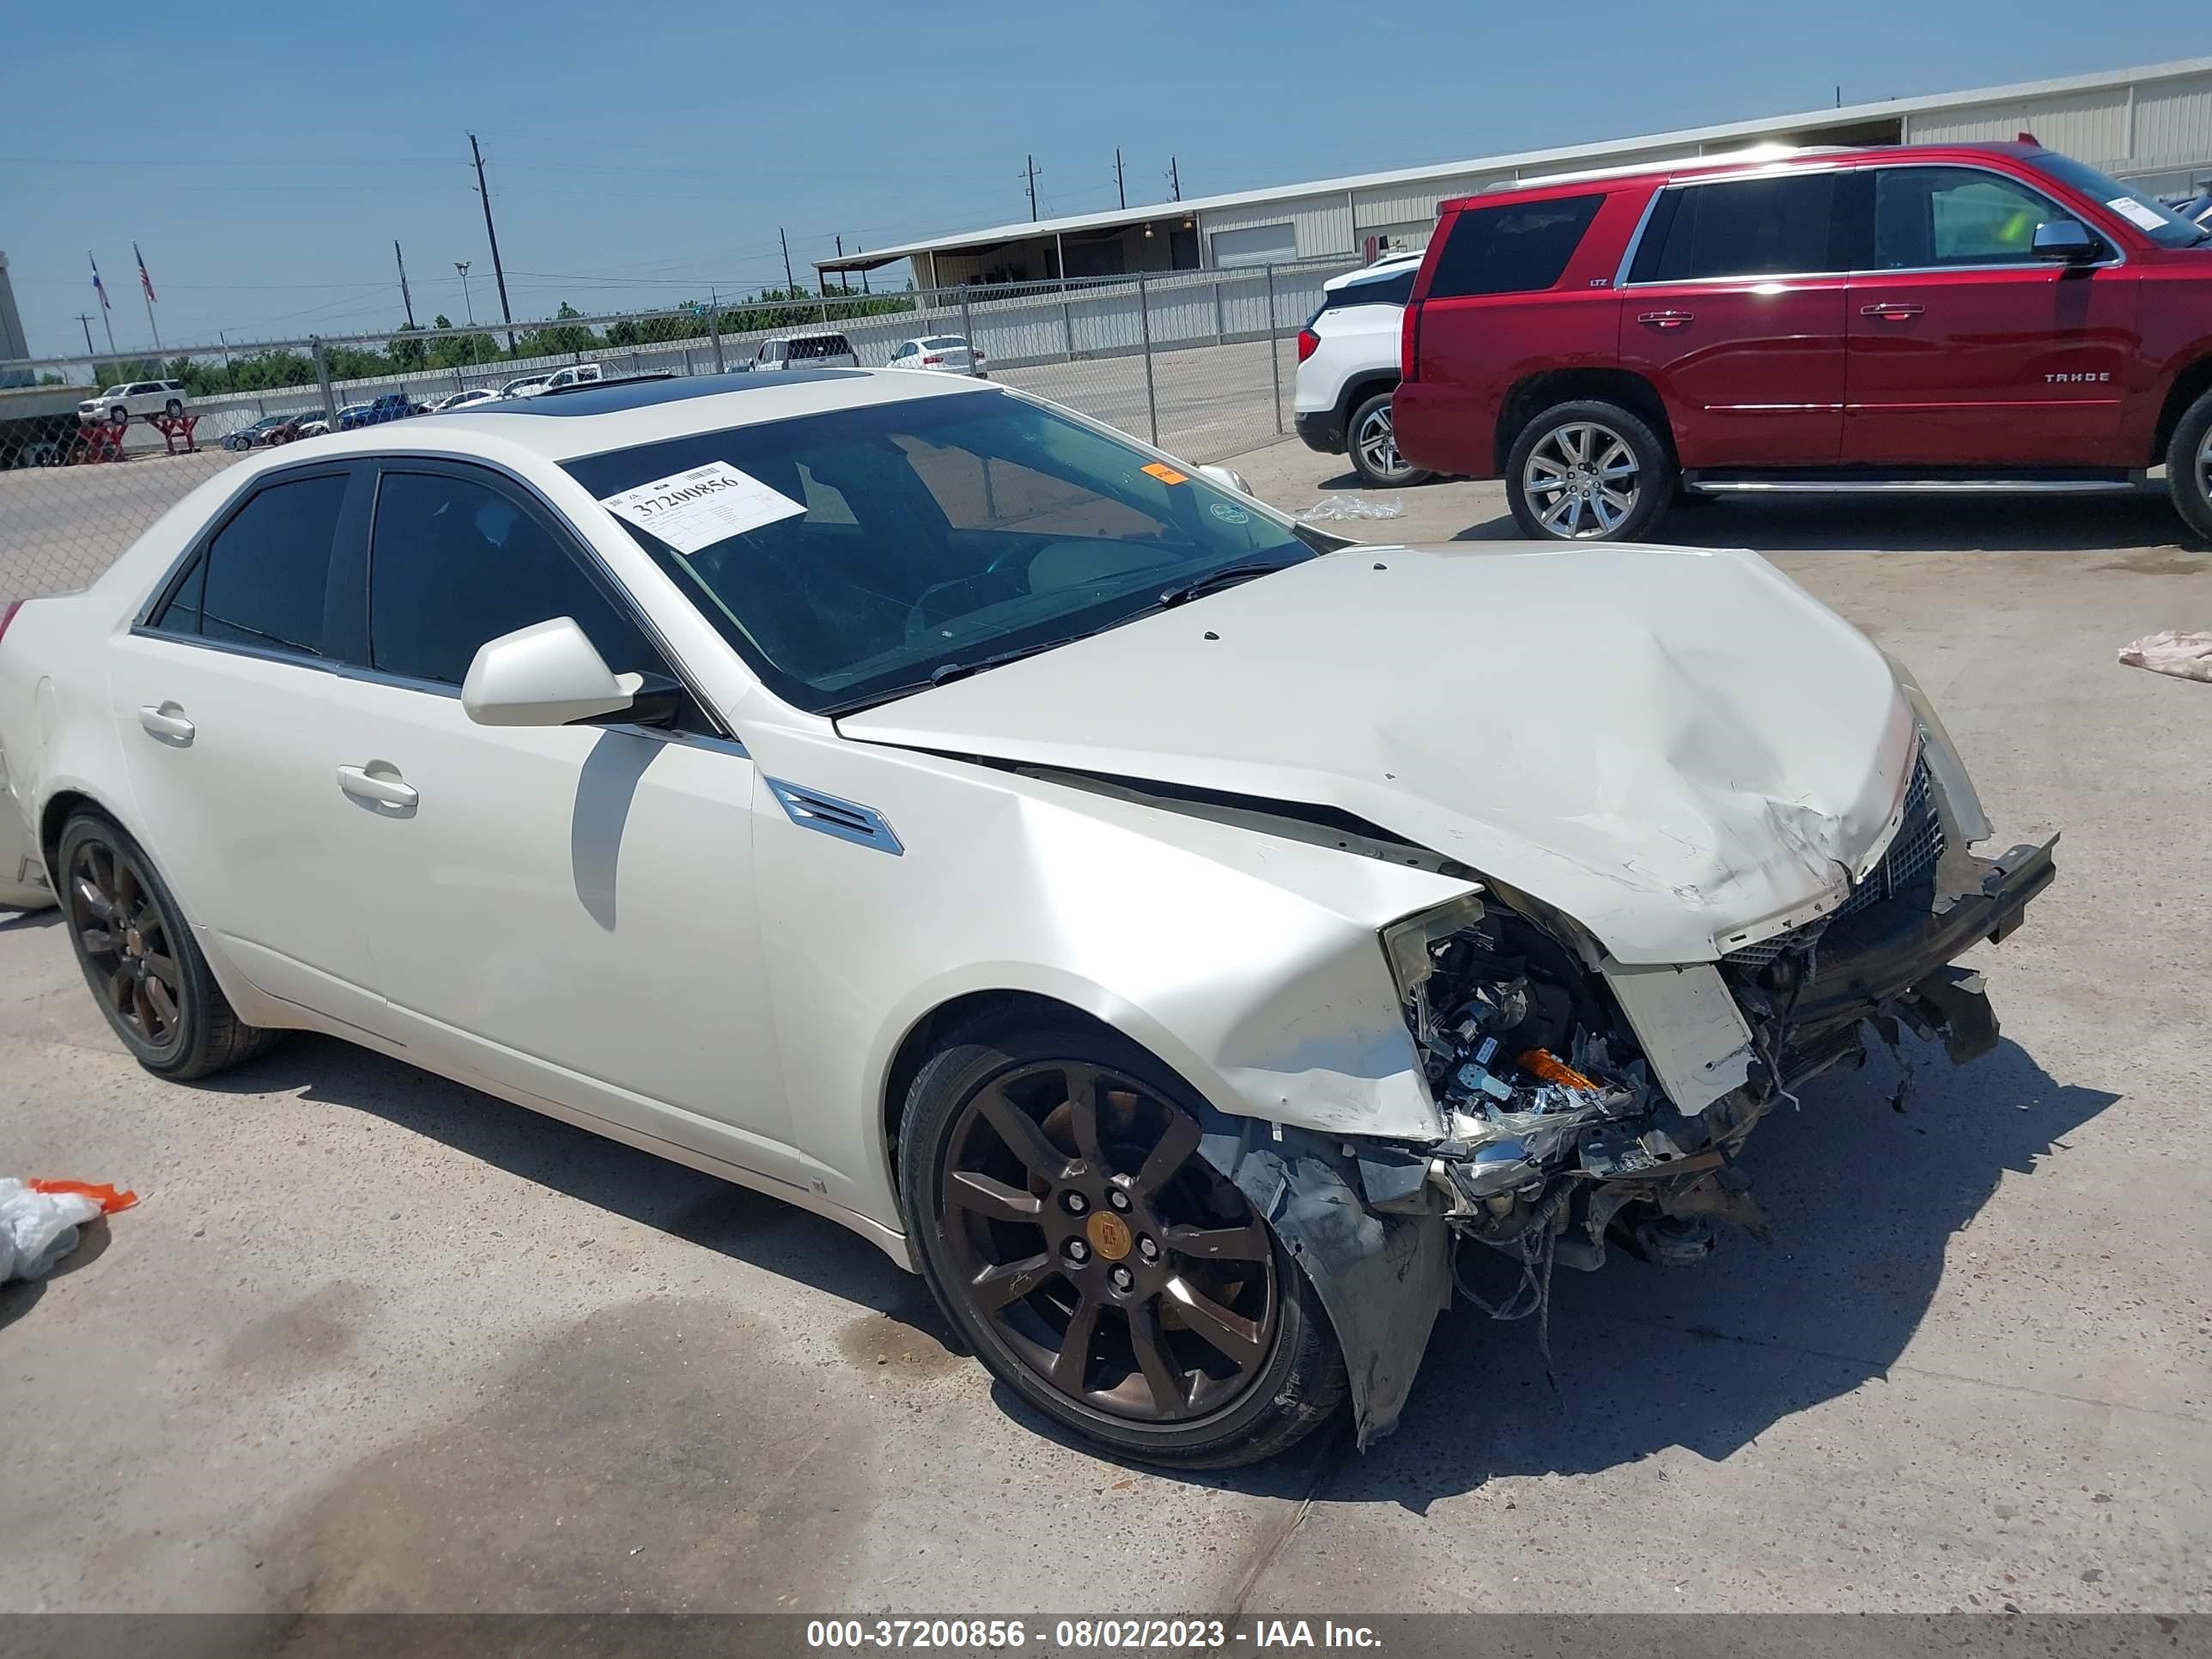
[2167,386,2212,542]
[899,1018,1346,1468]
[1347,390,1430,489]
[1505,399,1674,541]
[57,810,279,1080]
[164,398,184,420]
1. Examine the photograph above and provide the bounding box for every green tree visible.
[389,325,427,370]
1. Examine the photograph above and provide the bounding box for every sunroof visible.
[469,369,869,416]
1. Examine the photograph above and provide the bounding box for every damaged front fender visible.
[1194,1115,1449,1449]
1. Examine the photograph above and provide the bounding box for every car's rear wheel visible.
[1347,390,1430,489]
[901,1020,1346,1468]
[58,810,278,1081]
[1505,400,1674,542]
[2166,386,2212,542]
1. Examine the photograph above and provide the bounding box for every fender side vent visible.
[764,778,902,855]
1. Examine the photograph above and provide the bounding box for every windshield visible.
[563,392,1317,714]
[100,386,125,397]
[2034,151,2209,247]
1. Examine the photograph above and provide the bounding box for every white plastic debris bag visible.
[0,1179,106,1284]
[2118,629,2212,684]
[1293,495,1405,524]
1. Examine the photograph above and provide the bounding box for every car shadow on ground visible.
[1316,1034,2118,1513]
[191,1034,963,1358]
[1447,487,2200,555]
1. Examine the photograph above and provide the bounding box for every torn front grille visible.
[1723,755,1943,967]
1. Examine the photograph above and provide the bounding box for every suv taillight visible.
[1401,301,1423,383]
[0,600,22,647]
[1296,327,1319,363]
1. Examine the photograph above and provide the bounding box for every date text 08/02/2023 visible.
[804,1619,1384,1650]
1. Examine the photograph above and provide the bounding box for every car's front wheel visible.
[164,398,184,420]
[1347,390,1431,489]
[2166,385,2212,542]
[57,810,279,1080]
[901,1019,1346,1468]
[1505,399,1674,541]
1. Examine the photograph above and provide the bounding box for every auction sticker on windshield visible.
[2107,196,2173,232]
[598,460,805,554]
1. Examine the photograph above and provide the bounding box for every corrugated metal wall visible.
[1905,68,2212,188]
[1200,193,1355,261]
[2132,76,2212,187]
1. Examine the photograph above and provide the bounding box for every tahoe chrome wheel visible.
[936,1060,1279,1425]
[1523,419,1639,538]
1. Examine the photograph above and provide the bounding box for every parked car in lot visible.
[0,369,2054,1466]
[1391,140,2212,540]
[500,374,551,399]
[535,363,608,394]
[277,411,330,442]
[427,387,501,413]
[1292,252,1428,488]
[751,333,859,369]
[222,414,295,453]
[78,380,188,427]
[889,336,986,375]
[338,393,419,432]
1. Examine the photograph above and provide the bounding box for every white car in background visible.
[1292,252,1429,489]
[500,374,551,399]
[532,363,608,395]
[0,369,2052,1468]
[427,387,501,413]
[889,335,986,376]
[750,333,859,370]
[78,379,189,427]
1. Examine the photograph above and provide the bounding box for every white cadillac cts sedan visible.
[0,370,2055,1467]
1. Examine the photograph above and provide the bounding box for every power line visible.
[468,133,517,349]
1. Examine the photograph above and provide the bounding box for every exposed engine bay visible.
[1382,757,2059,1297]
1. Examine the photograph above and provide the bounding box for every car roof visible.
[1439,140,2051,209]
[298,366,997,462]
[1322,252,1424,292]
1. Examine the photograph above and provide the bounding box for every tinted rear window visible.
[1630,173,1844,281]
[1427,196,1602,298]
[155,473,349,655]
[789,336,853,359]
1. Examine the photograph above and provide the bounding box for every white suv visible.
[1291,254,1429,488]
[751,333,859,370]
[78,379,188,427]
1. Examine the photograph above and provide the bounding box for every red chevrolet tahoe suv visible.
[1390,142,2212,541]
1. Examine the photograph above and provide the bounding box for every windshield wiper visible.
[820,636,1087,715]
[1151,558,1299,608]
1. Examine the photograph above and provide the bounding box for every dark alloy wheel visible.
[164,398,184,420]
[2166,385,2212,542]
[902,1023,1346,1468]
[1347,390,1431,489]
[57,810,278,1080]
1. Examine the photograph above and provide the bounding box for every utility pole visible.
[1166,156,1182,202]
[858,249,870,295]
[835,234,852,294]
[75,313,96,356]
[1024,154,1042,222]
[779,227,795,295]
[454,261,475,325]
[394,240,416,328]
[1114,147,1126,210]
[467,134,515,349]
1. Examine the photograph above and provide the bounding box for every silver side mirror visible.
[1197,463,1255,496]
[462,617,641,727]
[2032,220,2100,262]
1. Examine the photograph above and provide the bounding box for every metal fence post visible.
[313,338,337,424]
[1213,276,1226,345]
[1265,264,1283,435]
[1138,273,1158,447]
[708,305,726,374]
[959,289,980,378]
[1061,282,1076,358]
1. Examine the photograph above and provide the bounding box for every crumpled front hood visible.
[840,542,1918,963]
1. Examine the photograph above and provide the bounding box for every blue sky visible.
[5,1,2203,356]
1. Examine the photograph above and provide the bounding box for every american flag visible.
[90,253,110,310]
[134,243,157,304]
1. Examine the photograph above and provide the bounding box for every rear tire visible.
[57,810,279,1081]
[2166,386,2212,542]
[899,1017,1346,1468]
[1505,399,1674,542]
[1347,390,1430,489]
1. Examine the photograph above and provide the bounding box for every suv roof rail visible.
[1479,142,1854,194]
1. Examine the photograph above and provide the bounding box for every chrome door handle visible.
[1638,310,1694,330]
[137,703,194,744]
[1861,302,1924,319]
[337,764,418,810]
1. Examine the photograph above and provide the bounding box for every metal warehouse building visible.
[819,58,2212,289]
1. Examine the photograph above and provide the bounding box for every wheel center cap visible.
[1086,1212,1133,1261]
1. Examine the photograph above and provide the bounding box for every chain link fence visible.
[1,260,1358,606]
